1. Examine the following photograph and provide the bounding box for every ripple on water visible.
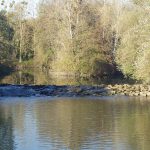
[0,97,150,150]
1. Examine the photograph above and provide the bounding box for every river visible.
[0,97,150,150]
[0,70,149,150]
[0,70,134,85]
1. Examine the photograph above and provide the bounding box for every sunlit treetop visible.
[0,0,15,8]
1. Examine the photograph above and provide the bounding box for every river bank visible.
[0,84,150,97]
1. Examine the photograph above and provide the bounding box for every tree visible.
[116,0,150,82]
[0,10,14,61]
[34,0,117,77]
[11,1,29,63]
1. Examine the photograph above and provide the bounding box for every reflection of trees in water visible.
[10,103,26,137]
[0,69,134,85]
[0,98,150,150]
[33,98,150,150]
[33,100,118,150]
[0,106,14,150]
[0,103,27,150]
[114,98,150,150]
[0,69,97,85]
[0,71,34,85]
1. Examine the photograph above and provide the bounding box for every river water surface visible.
[0,70,134,85]
[0,97,150,150]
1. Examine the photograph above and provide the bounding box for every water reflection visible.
[0,105,14,150]
[0,97,150,150]
[0,69,134,85]
[0,70,94,85]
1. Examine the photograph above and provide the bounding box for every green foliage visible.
[34,0,115,76]
[2,0,150,82]
[116,7,150,82]
[0,11,13,41]
[0,11,14,61]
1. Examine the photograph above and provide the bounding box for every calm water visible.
[0,97,150,150]
[0,70,134,85]
[0,70,96,85]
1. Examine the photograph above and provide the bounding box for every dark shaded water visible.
[0,97,150,150]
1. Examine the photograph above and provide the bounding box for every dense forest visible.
[0,0,150,82]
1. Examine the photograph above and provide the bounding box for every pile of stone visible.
[106,84,150,97]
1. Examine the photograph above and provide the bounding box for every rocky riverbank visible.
[0,84,150,97]
[107,84,150,97]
